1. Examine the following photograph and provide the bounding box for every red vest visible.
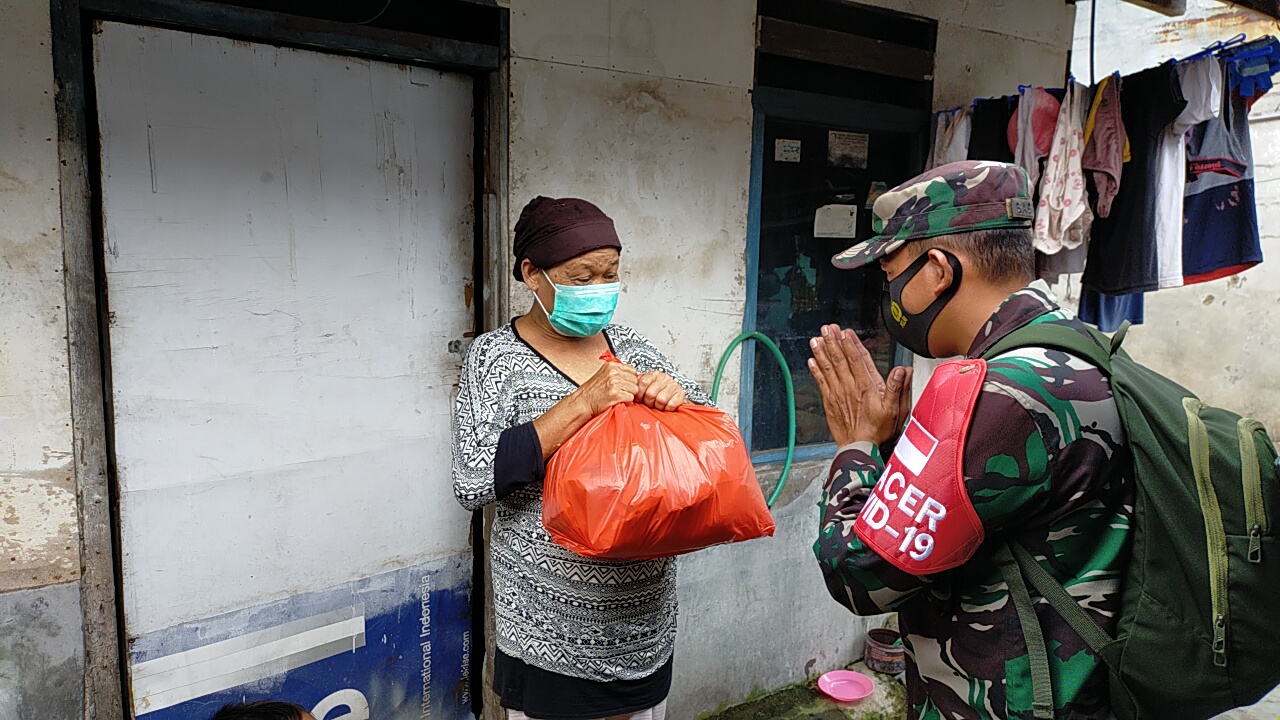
[854,359,987,575]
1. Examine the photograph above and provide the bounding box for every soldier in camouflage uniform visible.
[809,161,1133,720]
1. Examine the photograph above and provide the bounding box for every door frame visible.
[739,86,929,463]
[48,1,510,717]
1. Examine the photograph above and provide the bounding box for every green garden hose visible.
[711,332,795,508]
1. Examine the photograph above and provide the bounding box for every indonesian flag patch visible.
[854,358,987,575]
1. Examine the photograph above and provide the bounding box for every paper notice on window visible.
[828,131,869,169]
[814,204,858,238]
[775,138,802,162]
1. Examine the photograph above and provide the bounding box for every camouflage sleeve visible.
[962,372,1053,531]
[814,442,935,615]
[814,366,1056,617]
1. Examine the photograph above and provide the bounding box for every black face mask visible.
[881,249,963,359]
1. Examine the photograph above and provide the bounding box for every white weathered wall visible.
[0,1,85,718]
[849,0,1078,111]
[931,2,1078,110]
[1068,0,1280,433]
[0,0,79,598]
[508,0,755,414]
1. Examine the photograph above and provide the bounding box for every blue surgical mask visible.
[535,270,620,337]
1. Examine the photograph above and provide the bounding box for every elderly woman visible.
[452,197,708,720]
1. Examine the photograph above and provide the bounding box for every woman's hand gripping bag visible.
[542,399,776,560]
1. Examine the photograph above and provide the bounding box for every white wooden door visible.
[93,21,477,719]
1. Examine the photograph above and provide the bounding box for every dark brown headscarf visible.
[512,197,622,281]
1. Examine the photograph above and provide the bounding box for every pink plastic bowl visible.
[817,669,875,702]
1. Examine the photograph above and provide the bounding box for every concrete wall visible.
[849,0,1078,111]
[507,0,757,415]
[1068,0,1280,433]
[0,1,86,718]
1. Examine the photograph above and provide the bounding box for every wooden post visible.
[480,12,510,717]
[50,2,127,717]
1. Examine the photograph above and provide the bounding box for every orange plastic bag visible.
[542,400,776,560]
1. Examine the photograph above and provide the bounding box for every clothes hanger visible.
[1180,33,1247,64]
[1219,37,1275,64]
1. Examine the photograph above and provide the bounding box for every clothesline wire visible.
[1089,0,1097,87]
[942,32,1268,117]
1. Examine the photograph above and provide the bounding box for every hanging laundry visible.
[1037,244,1088,285]
[1079,289,1144,333]
[1221,36,1280,105]
[1084,62,1186,296]
[1009,87,1060,188]
[939,107,972,166]
[928,113,948,170]
[928,108,972,169]
[1154,56,1222,290]
[967,96,1017,163]
[1183,68,1263,285]
[1081,74,1129,218]
[1034,82,1091,256]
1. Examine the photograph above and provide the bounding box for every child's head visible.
[209,700,314,720]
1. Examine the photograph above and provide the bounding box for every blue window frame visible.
[739,87,930,463]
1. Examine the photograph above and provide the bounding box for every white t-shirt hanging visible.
[940,108,972,166]
[928,112,949,170]
[1154,56,1221,289]
[929,108,971,169]
[1034,82,1092,255]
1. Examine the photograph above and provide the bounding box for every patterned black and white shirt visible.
[451,322,709,682]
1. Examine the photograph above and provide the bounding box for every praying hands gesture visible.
[808,324,914,448]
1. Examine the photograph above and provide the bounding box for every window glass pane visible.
[750,117,918,453]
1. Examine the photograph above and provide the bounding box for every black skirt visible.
[492,648,672,720]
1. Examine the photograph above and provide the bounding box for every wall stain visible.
[1154,9,1274,45]
[0,168,32,192]
[606,78,687,123]
[0,466,81,593]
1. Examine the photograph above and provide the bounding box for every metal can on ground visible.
[863,627,905,675]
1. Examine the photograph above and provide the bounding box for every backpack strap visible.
[996,542,1120,720]
[1008,542,1117,658]
[981,316,1127,661]
[981,321,1120,374]
[993,543,1056,720]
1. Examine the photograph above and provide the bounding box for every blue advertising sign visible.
[129,555,474,720]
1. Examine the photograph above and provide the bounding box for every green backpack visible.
[981,321,1280,720]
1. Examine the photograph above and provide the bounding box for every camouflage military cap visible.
[832,160,1034,269]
